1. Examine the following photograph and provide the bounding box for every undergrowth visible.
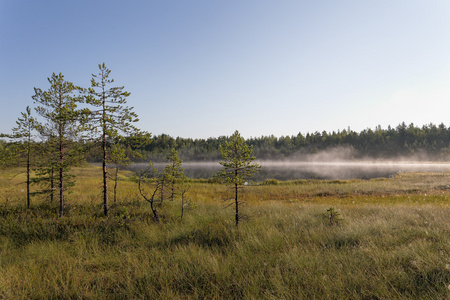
[1,167,450,298]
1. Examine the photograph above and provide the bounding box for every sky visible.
[1,1,450,139]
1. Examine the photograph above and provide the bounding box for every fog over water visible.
[256,161,450,180]
[122,148,450,181]
[126,160,450,181]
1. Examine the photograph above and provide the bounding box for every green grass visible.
[1,166,450,298]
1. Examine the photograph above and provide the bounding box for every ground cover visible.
[1,166,450,299]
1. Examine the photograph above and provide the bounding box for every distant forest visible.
[125,122,450,162]
[3,122,450,163]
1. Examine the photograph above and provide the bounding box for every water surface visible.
[126,161,450,181]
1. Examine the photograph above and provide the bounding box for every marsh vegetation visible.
[1,166,450,299]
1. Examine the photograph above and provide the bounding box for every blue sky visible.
[1,1,450,139]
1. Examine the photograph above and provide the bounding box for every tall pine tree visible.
[86,63,139,216]
[33,73,84,217]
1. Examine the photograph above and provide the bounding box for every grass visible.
[1,166,450,298]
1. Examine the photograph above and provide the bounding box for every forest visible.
[116,122,450,161]
[4,121,450,165]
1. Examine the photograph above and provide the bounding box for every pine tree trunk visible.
[103,130,108,215]
[59,143,64,217]
[50,167,54,203]
[235,181,239,227]
[160,180,165,205]
[171,179,175,201]
[180,194,184,221]
[58,113,64,217]
[26,144,30,209]
[102,92,108,216]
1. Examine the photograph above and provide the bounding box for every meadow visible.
[1,166,450,299]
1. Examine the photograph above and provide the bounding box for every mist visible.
[255,146,450,180]
[126,146,450,181]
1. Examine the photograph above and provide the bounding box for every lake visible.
[125,161,450,181]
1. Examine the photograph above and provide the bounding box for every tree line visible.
[128,122,450,161]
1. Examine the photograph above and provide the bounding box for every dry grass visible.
[1,166,450,298]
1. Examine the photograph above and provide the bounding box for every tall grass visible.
[1,166,450,298]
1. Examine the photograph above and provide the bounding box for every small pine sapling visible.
[323,207,343,226]
[216,130,261,227]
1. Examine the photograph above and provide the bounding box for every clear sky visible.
[1,1,450,139]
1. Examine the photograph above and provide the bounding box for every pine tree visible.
[163,148,185,202]
[86,63,139,216]
[216,130,260,226]
[33,73,84,217]
[108,142,131,204]
[109,132,151,204]
[3,106,36,208]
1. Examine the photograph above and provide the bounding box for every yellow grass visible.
[1,166,450,298]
